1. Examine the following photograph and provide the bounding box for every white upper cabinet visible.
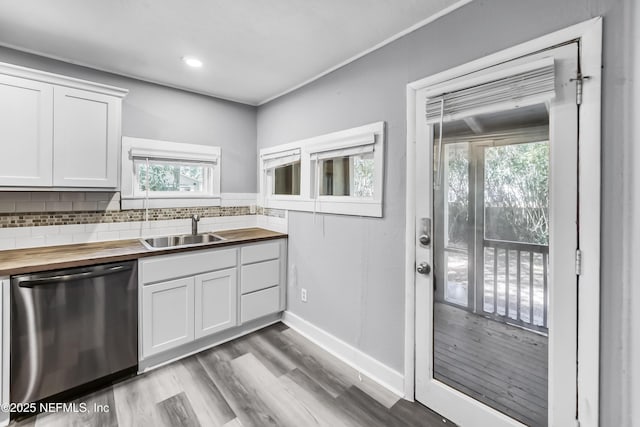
[53,87,120,187]
[0,74,53,186]
[0,62,127,189]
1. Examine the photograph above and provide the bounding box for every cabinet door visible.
[142,277,194,358]
[194,268,237,339]
[0,75,53,186]
[53,86,120,187]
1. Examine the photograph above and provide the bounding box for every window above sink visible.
[121,137,221,209]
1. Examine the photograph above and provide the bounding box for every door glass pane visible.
[440,143,470,306]
[484,141,549,245]
[433,104,550,427]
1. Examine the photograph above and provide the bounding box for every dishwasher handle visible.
[16,264,133,288]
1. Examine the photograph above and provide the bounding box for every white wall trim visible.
[0,60,128,98]
[121,198,222,210]
[624,2,640,423]
[256,213,288,234]
[121,193,257,210]
[258,0,474,105]
[404,17,602,427]
[0,42,253,106]
[403,85,417,401]
[282,310,404,397]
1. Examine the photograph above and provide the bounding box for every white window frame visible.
[259,121,385,217]
[121,137,221,209]
[263,148,302,199]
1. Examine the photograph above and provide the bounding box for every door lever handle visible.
[416,262,431,275]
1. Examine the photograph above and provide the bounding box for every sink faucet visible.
[191,214,200,235]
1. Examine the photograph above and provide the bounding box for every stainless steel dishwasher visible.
[11,260,138,404]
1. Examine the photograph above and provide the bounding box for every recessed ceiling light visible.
[182,56,203,68]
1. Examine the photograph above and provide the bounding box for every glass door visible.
[415,43,579,427]
[434,123,550,427]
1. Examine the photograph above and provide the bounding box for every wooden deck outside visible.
[433,302,548,427]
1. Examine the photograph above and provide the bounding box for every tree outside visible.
[484,141,549,245]
[443,140,549,246]
[138,162,204,192]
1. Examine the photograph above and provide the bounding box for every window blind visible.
[130,147,218,163]
[309,133,375,160]
[262,148,301,170]
[315,143,374,161]
[425,57,556,124]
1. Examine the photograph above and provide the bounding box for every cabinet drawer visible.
[241,241,280,264]
[241,286,280,323]
[241,259,279,294]
[141,248,237,284]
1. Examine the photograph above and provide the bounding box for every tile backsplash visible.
[0,191,288,250]
[0,191,120,213]
[0,206,251,228]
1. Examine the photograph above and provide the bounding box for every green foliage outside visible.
[484,142,549,245]
[444,141,549,247]
[353,156,374,198]
[139,163,204,192]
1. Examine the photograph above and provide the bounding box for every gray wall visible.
[0,46,257,193]
[257,0,636,424]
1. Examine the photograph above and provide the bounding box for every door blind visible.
[426,57,555,124]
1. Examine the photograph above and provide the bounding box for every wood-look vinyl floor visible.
[434,302,548,427]
[13,323,451,427]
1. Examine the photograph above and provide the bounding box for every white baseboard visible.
[282,311,405,397]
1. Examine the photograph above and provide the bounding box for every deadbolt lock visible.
[416,262,431,275]
[419,234,431,246]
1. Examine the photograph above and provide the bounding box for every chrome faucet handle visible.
[192,214,200,222]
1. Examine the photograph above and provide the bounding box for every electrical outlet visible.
[301,288,308,302]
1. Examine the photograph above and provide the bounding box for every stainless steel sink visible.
[140,232,226,249]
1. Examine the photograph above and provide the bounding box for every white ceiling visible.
[0,0,466,105]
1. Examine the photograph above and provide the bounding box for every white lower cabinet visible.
[194,268,237,339]
[142,277,195,358]
[241,286,280,323]
[139,238,286,364]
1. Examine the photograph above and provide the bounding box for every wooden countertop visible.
[0,227,287,276]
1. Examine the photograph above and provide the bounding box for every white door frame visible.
[404,17,602,427]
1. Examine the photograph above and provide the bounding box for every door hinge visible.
[575,249,582,276]
[571,74,591,105]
